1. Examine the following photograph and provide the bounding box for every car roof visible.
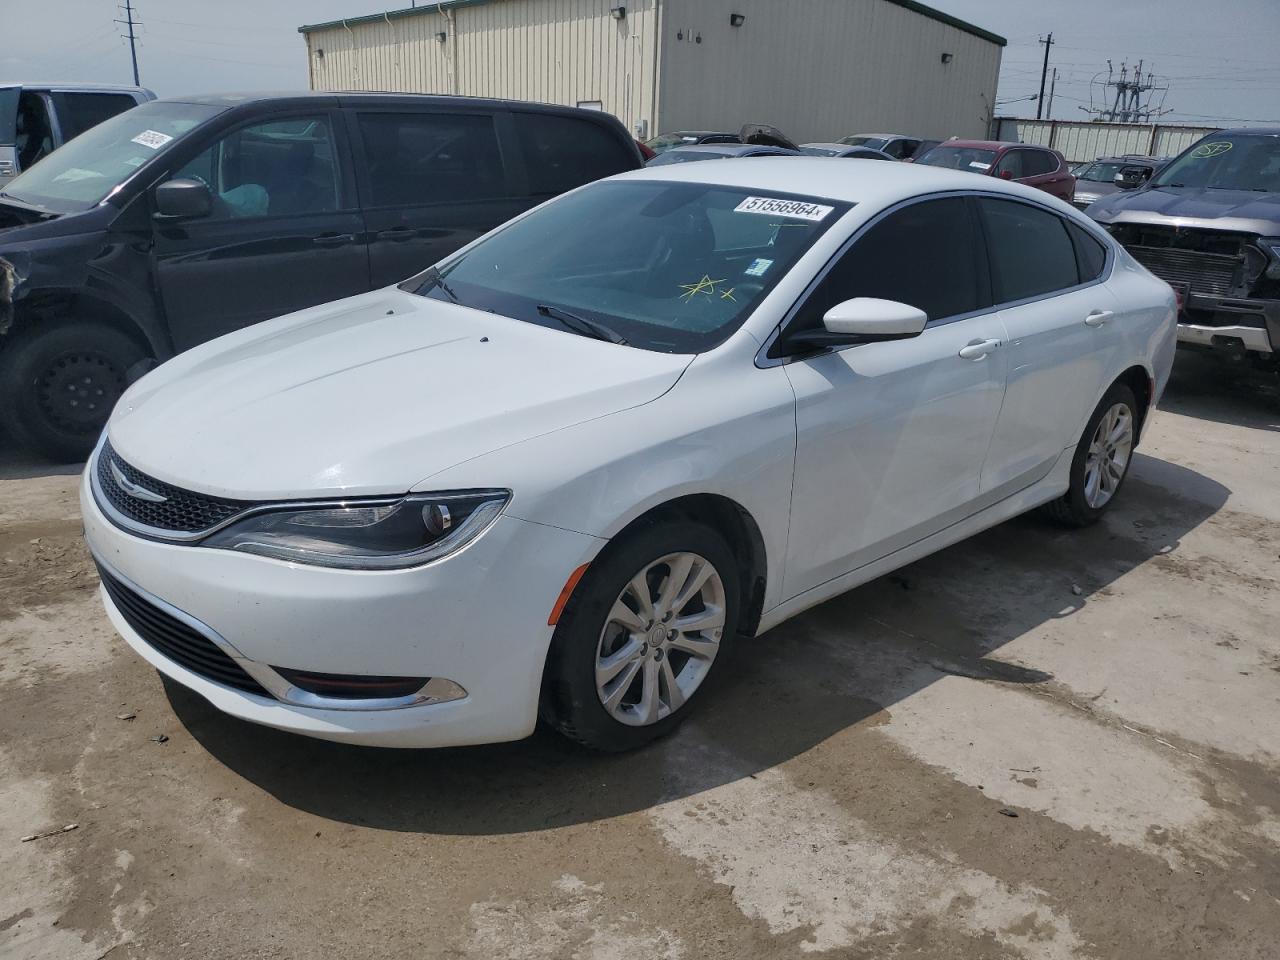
[1094,155,1160,164]
[156,90,621,118]
[845,133,906,140]
[0,81,152,94]
[802,143,851,151]
[613,155,1071,209]
[664,144,788,155]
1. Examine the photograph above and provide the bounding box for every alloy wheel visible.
[1083,402,1133,509]
[594,552,726,727]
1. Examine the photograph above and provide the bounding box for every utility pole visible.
[1036,32,1054,120]
[1046,68,1057,120]
[115,0,141,87]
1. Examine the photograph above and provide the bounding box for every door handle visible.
[1084,310,1114,327]
[313,232,355,247]
[377,227,415,242]
[958,338,1000,360]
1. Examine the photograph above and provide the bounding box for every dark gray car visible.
[1071,155,1164,211]
[644,143,799,166]
[1087,129,1280,367]
[799,143,896,161]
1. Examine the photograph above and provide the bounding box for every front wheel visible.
[541,521,740,752]
[0,321,146,462]
[1042,382,1138,527]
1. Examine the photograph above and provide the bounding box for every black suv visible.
[0,92,642,459]
[1087,128,1280,369]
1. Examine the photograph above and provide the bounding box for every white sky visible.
[4,0,1279,127]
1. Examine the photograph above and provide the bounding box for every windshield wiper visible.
[419,265,460,303]
[537,304,628,345]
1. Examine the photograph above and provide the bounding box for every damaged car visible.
[1088,128,1280,368]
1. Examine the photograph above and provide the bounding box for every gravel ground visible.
[1,352,1278,960]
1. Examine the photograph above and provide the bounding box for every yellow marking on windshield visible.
[679,275,727,301]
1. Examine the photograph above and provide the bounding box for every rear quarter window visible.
[1068,221,1108,281]
[512,112,637,196]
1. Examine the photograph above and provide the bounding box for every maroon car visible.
[915,140,1076,203]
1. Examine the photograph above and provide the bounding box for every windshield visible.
[405,180,849,353]
[1152,134,1280,192]
[1077,161,1135,183]
[646,150,734,166]
[0,101,222,212]
[645,133,704,154]
[915,146,997,172]
[839,136,886,150]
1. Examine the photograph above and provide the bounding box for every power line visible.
[114,0,141,86]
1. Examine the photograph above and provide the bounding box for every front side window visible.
[513,112,635,196]
[916,145,997,173]
[1151,133,1280,192]
[406,180,848,352]
[171,115,340,219]
[358,112,506,207]
[790,196,985,333]
[2,100,221,212]
[981,198,1080,302]
[994,150,1025,179]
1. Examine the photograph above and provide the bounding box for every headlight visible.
[202,490,510,569]
[1263,239,1280,280]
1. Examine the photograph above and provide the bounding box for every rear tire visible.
[1042,382,1138,527]
[541,521,740,752]
[0,321,146,462]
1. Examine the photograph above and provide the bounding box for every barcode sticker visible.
[734,196,834,221]
[131,130,173,150]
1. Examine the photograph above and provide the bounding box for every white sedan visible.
[83,159,1176,752]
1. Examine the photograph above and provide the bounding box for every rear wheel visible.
[1042,382,1138,527]
[541,521,740,752]
[0,321,146,462]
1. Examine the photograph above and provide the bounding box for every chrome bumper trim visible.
[1177,322,1273,354]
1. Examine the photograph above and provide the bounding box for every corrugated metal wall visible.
[658,0,1002,142]
[994,118,1220,162]
[304,0,660,135]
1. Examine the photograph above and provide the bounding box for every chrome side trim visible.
[91,549,468,713]
[1177,322,1273,354]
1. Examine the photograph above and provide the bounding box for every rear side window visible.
[981,198,1080,302]
[54,92,139,140]
[1069,221,1108,281]
[1023,150,1059,176]
[794,197,984,329]
[512,112,635,196]
[358,112,507,207]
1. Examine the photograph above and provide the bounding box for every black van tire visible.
[0,321,147,463]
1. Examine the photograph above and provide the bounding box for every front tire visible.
[1042,382,1138,527]
[541,521,740,752]
[0,321,146,462]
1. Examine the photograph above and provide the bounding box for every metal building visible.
[299,0,1005,143]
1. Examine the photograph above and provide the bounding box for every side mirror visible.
[155,178,212,219]
[1113,166,1146,190]
[782,298,928,352]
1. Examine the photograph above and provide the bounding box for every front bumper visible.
[1175,292,1279,356]
[82,462,604,748]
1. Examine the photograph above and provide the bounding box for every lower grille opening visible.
[96,564,270,698]
[273,668,428,700]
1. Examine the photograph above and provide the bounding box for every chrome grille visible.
[1127,246,1240,297]
[96,439,252,535]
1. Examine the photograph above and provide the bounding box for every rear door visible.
[978,196,1120,493]
[153,110,370,351]
[1021,149,1074,200]
[352,108,530,287]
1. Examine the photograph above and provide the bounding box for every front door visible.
[351,110,532,287]
[152,112,370,351]
[777,196,1009,599]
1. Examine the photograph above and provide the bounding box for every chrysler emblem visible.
[109,459,168,503]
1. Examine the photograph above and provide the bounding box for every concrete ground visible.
[2,352,1278,960]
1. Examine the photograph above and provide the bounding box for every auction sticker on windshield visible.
[734,196,834,221]
[131,130,174,150]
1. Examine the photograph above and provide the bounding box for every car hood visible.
[107,289,694,500]
[1073,181,1119,201]
[1089,186,1280,234]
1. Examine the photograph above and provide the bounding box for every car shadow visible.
[166,448,1229,835]
[0,427,84,480]
[1160,350,1280,432]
